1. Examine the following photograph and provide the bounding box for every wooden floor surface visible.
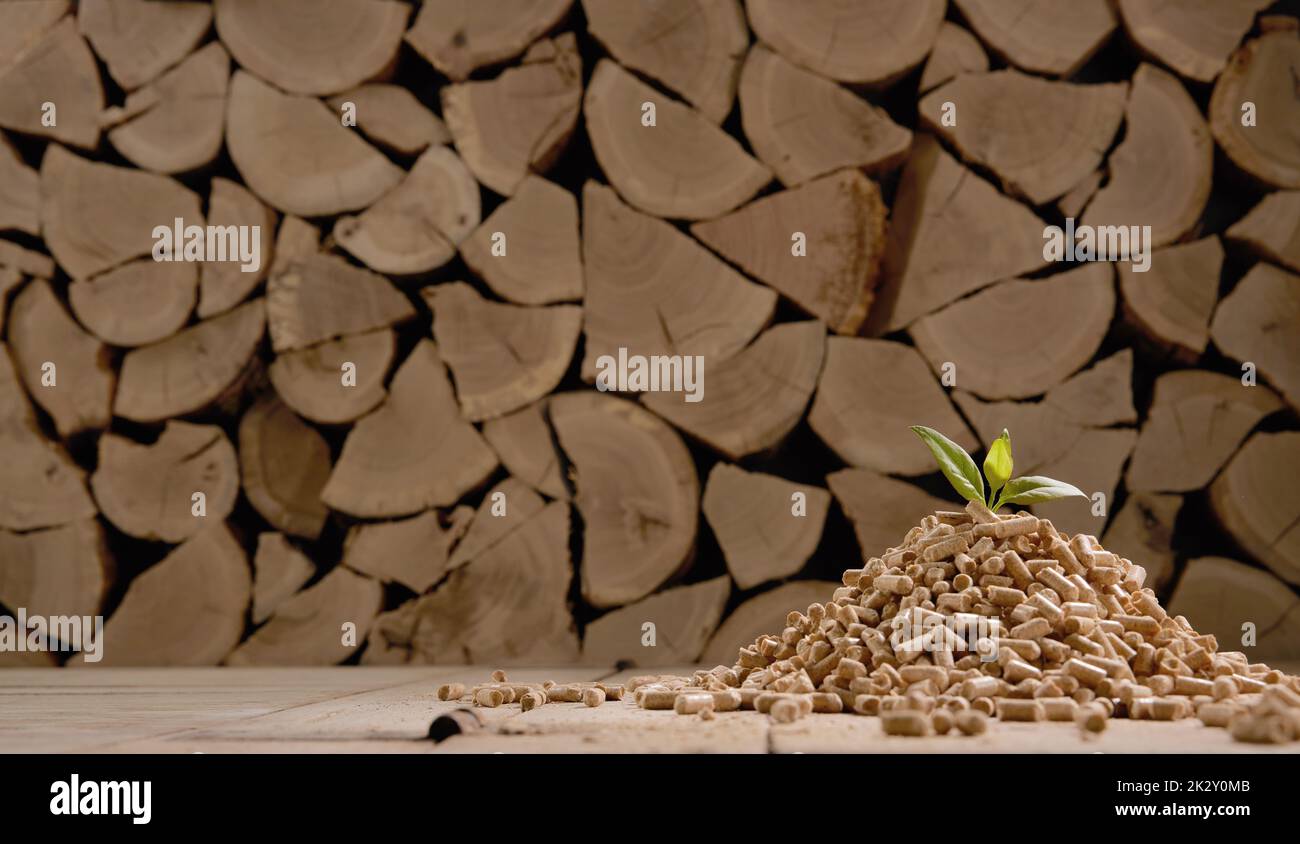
[1,667,1297,754]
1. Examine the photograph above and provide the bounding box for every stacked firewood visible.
[0,1,1296,668]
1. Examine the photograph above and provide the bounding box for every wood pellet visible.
[454,508,1300,746]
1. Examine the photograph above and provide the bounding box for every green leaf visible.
[910,425,985,504]
[996,475,1087,508]
[983,429,1013,497]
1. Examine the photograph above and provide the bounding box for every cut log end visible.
[551,392,698,609]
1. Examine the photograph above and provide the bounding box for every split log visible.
[252,533,314,625]
[1057,170,1104,219]
[0,345,96,531]
[73,524,249,666]
[579,181,775,380]
[810,337,976,476]
[268,329,395,426]
[225,71,403,216]
[0,267,20,332]
[342,508,472,594]
[642,321,825,460]
[7,278,114,437]
[919,21,988,94]
[1169,556,1300,661]
[0,0,68,68]
[954,351,1135,480]
[550,392,698,608]
[1119,236,1222,360]
[326,84,451,156]
[78,0,211,91]
[0,132,39,235]
[1042,349,1137,428]
[239,395,331,541]
[481,400,568,500]
[446,477,544,570]
[1210,431,1300,585]
[266,254,414,353]
[1101,492,1182,592]
[583,0,746,124]
[739,45,911,187]
[114,299,264,423]
[405,0,574,81]
[322,340,499,518]
[919,71,1127,205]
[867,135,1049,333]
[41,144,202,280]
[828,469,955,557]
[269,216,319,279]
[91,421,239,543]
[1209,29,1300,189]
[690,169,888,334]
[459,175,582,305]
[745,0,945,85]
[581,576,731,666]
[1032,428,1138,538]
[1210,263,1300,412]
[69,260,197,347]
[360,606,417,666]
[1083,63,1212,248]
[102,41,230,175]
[0,17,103,149]
[953,393,1082,474]
[0,240,55,279]
[1118,0,1271,83]
[0,519,109,621]
[910,264,1115,400]
[702,464,829,590]
[700,580,838,667]
[334,145,479,275]
[1128,370,1282,493]
[1227,191,1300,273]
[213,0,408,96]
[953,0,1116,77]
[226,567,383,666]
[426,281,582,422]
[401,502,580,664]
[584,59,771,220]
[441,33,581,197]
[197,178,275,319]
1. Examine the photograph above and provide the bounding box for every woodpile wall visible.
[0,0,1297,668]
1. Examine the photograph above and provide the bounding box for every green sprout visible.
[910,425,1086,513]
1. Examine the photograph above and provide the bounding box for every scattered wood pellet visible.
[436,683,465,702]
[882,710,931,736]
[1076,703,1108,734]
[955,710,988,735]
[997,698,1045,722]
[520,691,546,712]
[582,687,606,708]
[596,683,625,701]
[546,685,585,703]
[474,688,504,708]
[769,698,804,724]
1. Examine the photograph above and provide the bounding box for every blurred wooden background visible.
[0,0,1297,669]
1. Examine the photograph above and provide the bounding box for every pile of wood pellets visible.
[444,502,1300,744]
